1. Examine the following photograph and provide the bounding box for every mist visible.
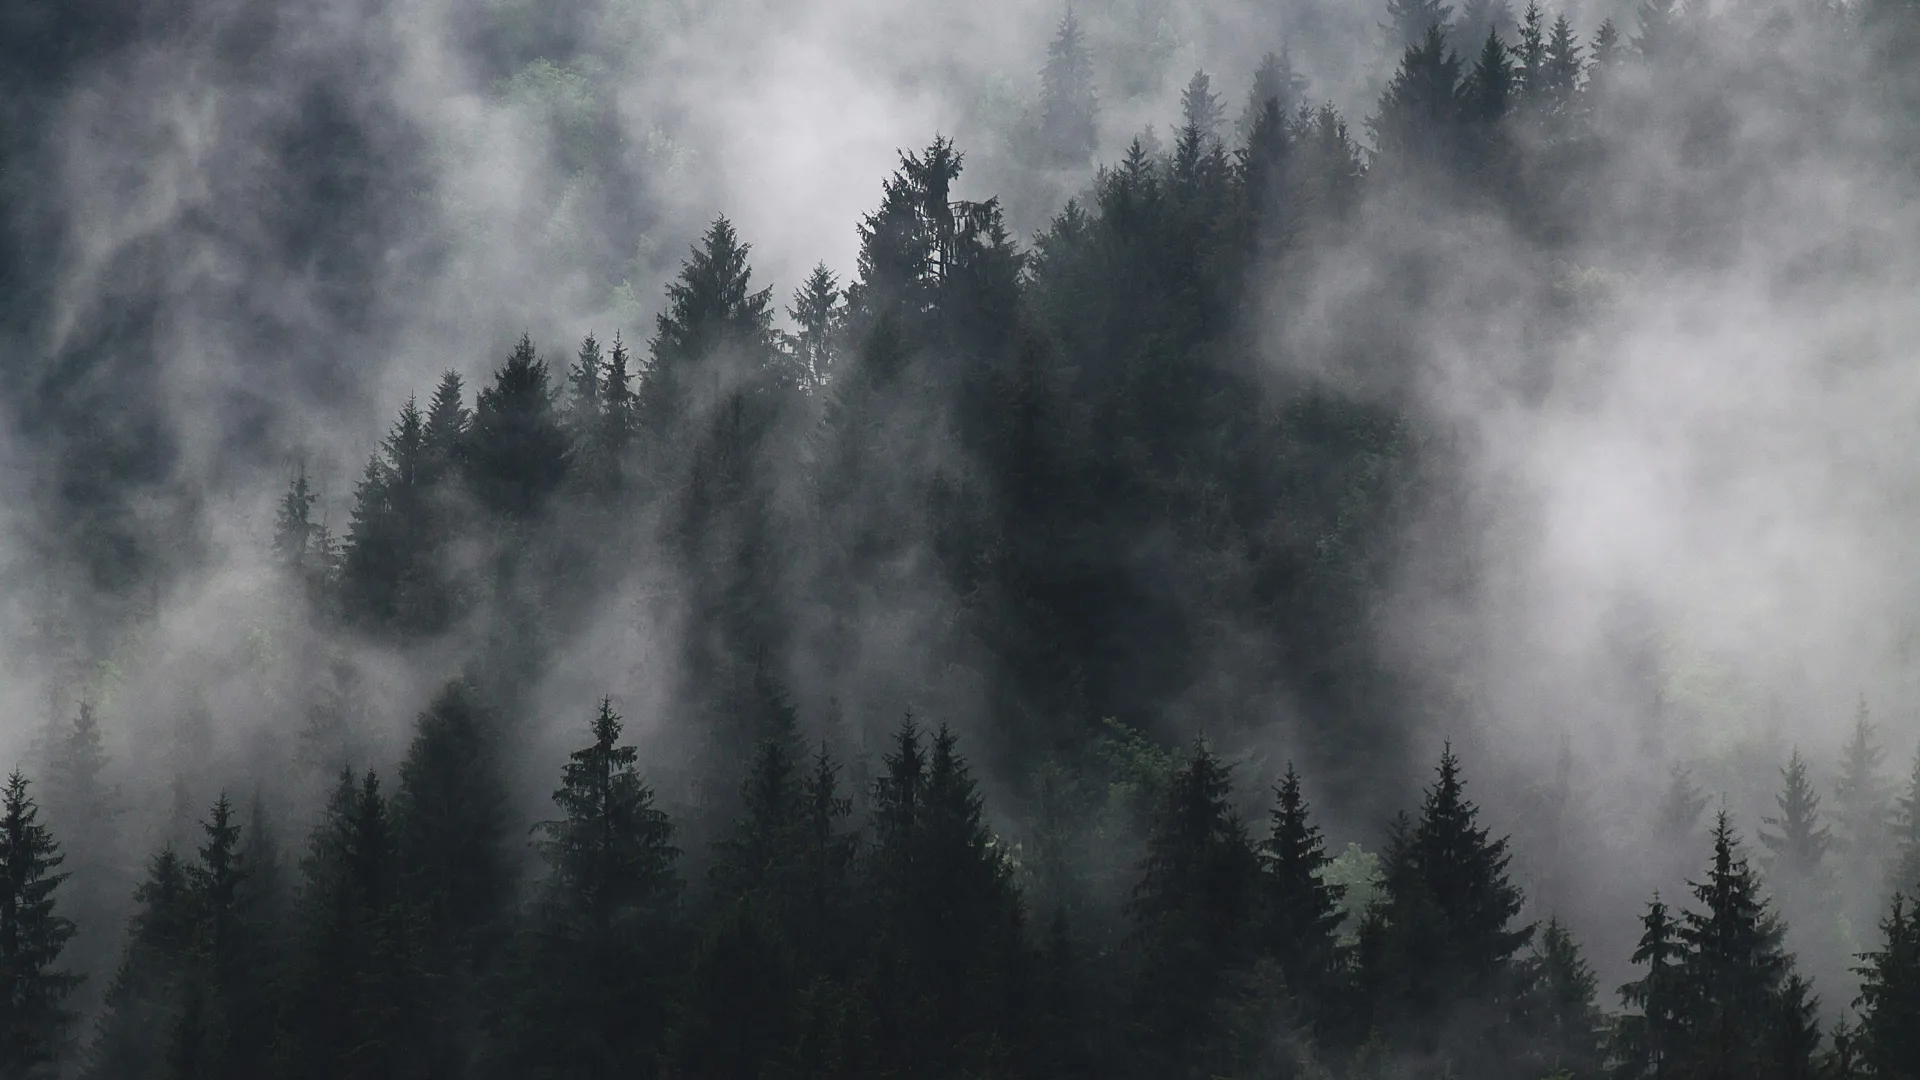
[4,0,1920,1076]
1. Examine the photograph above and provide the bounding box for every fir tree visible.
[1370,26,1466,176]
[1255,764,1344,1011]
[1832,701,1891,863]
[0,772,79,1078]
[786,264,842,389]
[422,368,472,482]
[1128,741,1260,1075]
[1894,748,1920,901]
[1676,812,1793,1080]
[1616,895,1685,1080]
[1517,1,1546,99]
[86,849,194,1080]
[567,332,605,432]
[1038,6,1099,166]
[1236,49,1309,144]
[469,333,570,521]
[1761,750,1833,881]
[1854,895,1920,1077]
[513,699,680,1080]
[1518,918,1606,1078]
[272,464,320,577]
[1456,0,1516,52]
[1385,0,1456,49]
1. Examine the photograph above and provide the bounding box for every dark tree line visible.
[11,707,1920,1078]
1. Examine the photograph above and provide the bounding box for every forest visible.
[6,0,1920,1076]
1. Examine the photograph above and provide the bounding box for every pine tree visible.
[1038,6,1099,166]
[786,265,842,389]
[513,699,680,1080]
[1460,29,1515,124]
[1833,701,1891,864]
[1761,750,1833,881]
[866,719,1030,1077]
[1516,1,1546,100]
[1855,895,1920,1076]
[393,679,512,1075]
[1542,14,1584,117]
[1676,812,1793,1080]
[1660,766,1710,840]
[0,772,79,1078]
[272,464,320,580]
[281,770,415,1080]
[1518,918,1606,1078]
[1385,0,1456,49]
[86,849,194,1080]
[1255,764,1344,1010]
[1456,0,1516,52]
[1175,70,1225,185]
[567,332,605,433]
[423,368,471,482]
[1358,744,1532,1073]
[1128,740,1260,1075]
[40,700,118,1019]
[469,333,570,521]
[1894,748,1920,901]
[1236,49,1309,144]
[640,217,778,466]
[1369,26,1466,176]
[1616,895,1684,1080]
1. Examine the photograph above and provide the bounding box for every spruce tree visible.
[1855,895,1920,1076]
[423,368,471,482]
[1384,0,1456,49]
[1761,749,1833,882]
[1833,702,1891,865]
[1895,748,1920,901]
[867,720,1030,1078]
[1038,6,1099,166]
[513,699,680,1080]
[1128,741,1260,1075]
[1369,27,1466,176]
[469,333,570,521]
[1358,744,1532,1074]
[786,264,842,389]
[1517,918,1606,1079]
[86,849,194,1080]
[40,701,118,1018]
[0,772,79,1078]
[1255,764,1344,1011]
[1676,812,1794,1080]
[1616,895,1684,1080]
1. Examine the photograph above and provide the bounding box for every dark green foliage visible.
[1616,895,1685,1080]
[866,720,1031,1078]
[1677,812,1797,1080]
[1356,744,1532,1075]
[1256,763,1345,1013]
[1762,750,1833,881]
[1516,918,1606,1078]
[1371,27,1466,177]
[1855,895,1920,1077]
[1127,741,1260,1076]
[511,699,680,1080]
[470,334,571,521]
[0,772,80,1078]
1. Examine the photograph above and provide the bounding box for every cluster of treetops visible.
[8,0,1920,1074]
[4,687,1920,1079]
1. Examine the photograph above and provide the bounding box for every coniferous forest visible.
[8,0,1920,1077]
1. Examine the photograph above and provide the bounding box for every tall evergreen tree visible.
[1676,812,1795,1080]
[1894,748,1920,901]
[1517,918,1606,1079]
[785,265,842,389]
[1255,763,1344,1011]
[1038,6,1099,166]
[0,772,79,1079]
[1854,894,1920,1077]
[1357,744,1532,1074]
[1370,26,1466,176]
[1833,701,1892,864]
[1128,741,1260,1075]
[86,849,194,1080]
[469,334,571,521]
[1616,895,1685,1080]
[513,699,680,1080]
[1761,749,1832,882]
[1385,0,1456,49]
